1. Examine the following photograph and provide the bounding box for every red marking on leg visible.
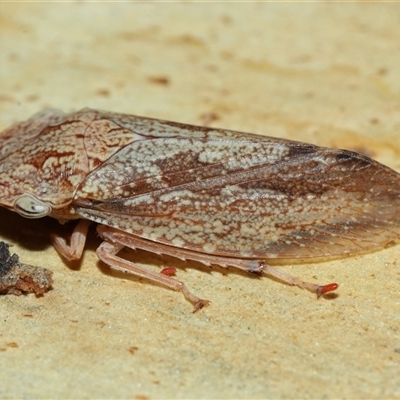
[160,267,177,276]
[317,283,339,298]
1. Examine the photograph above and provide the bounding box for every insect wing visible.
[74,119,400,260]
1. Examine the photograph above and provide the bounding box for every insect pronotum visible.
[0,108,399,311]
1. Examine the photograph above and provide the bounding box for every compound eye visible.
[13,194,51,218]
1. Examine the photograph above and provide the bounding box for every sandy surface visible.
[0,3,399,399]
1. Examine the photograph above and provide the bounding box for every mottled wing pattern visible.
[0,109,68,159]
[0,110,96,206]
[74,111,400,259]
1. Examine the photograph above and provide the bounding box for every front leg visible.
[96,234,210,312]
[50,220,91,261]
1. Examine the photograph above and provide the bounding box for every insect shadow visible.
[0,208,53,252]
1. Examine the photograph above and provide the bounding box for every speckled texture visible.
[0,3,399,399]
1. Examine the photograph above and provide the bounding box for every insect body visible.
[1,108,399,311]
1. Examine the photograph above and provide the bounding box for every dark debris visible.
[0,241,53,296]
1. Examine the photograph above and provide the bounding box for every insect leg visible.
[50,220,91,261]
[97,226,338,297]
[258,262,338,297]
[96,234,210,312]
[96,226,264,271]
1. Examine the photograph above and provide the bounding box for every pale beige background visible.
[0,2,399,399]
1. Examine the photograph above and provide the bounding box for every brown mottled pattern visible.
[1,108,400,259]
